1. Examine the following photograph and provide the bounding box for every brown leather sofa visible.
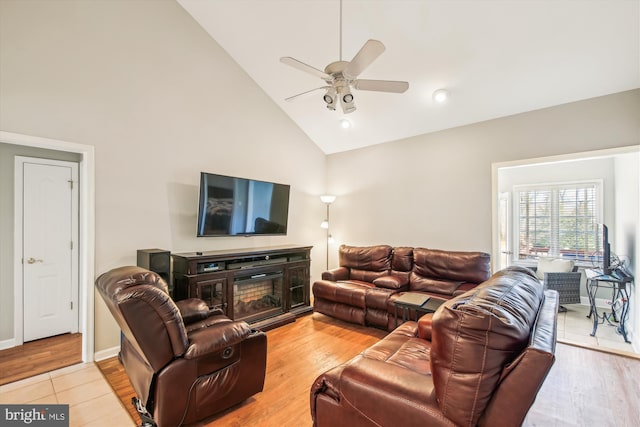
[311,266,559,427]
[313,245,491,330]
[96,266,267,427]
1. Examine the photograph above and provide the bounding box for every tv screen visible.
[197,172,290,237]
[599,223,611,274]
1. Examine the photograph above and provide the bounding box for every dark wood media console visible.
[172,245,313,331]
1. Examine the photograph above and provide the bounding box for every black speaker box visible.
[137,249,171,288]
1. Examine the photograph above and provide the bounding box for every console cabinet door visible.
[195,275,227,311]
[287,261,310,310]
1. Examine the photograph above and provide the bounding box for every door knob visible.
[26,257,44,264]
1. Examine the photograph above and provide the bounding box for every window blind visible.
[517,182,600,261]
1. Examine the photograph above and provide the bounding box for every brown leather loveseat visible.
[311,266,559,427]
[96,266,267,427]
[313,245,491,330]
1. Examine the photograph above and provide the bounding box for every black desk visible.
[393,293,445,328]
[584,268,633,343]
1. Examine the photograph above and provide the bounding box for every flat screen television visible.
[197,172,290,237]
[599,223,612,274]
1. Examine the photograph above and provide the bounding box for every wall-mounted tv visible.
[197,172,290,237]
[599,223,612,274]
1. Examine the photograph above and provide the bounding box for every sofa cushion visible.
[350,269,389,283]
[408,275,463,296]
[535,257,574,280]
[391,246,414,272]
[411,248,491,288]
[430,265,543,427]
[361,322,432,375]
[339,244,392,272]
[373,275,407,289]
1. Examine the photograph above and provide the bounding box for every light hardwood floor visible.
[0,333,82,386]
[97,313,640,427]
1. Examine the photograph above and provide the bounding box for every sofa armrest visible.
[373,274,408,289]
[184,321,252,359]
[417,313,434,341]
[176,298,223,325]
[322,267,349,281]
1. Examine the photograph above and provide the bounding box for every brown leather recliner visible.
[96,266,267,427]
[311,266,558,427]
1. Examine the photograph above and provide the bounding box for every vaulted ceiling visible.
[178,0,640,154]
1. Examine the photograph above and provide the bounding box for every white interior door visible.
[21,159,78,342]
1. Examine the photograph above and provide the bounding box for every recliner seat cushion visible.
[313,280,371,308]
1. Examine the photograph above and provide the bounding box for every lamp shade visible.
[320,220,329,229]
[320,195,336,204]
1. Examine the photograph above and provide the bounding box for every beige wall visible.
[0,0,327,353]
[326,90,639,256]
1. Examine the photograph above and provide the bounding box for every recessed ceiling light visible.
[340,118,351,129]
[433,89,449,103]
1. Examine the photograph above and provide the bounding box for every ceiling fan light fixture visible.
[339,86,356,113]
[433,88,449,103]
[323,88,337,110]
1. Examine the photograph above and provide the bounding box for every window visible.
[516,181,602,262]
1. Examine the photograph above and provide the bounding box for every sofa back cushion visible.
[339,245,392,282]
[478,288,558,427]
[391,246,413,271]
[430,266,544,427]
[390,246,413,283]
[410,248,491,295]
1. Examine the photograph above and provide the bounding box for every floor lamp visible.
[320,195,336,270]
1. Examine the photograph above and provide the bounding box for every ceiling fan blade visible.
[284,86,330,102]
[280,57,332,81]
[353,79,409,93]
[343,39,386,79]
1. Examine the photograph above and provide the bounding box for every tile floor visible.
[0,362,134,427]
[0,304,636,427]
[557,303,638,354]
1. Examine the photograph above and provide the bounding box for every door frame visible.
[15,156,80,343]
[2,131,95,362]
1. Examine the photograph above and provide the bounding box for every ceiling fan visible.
[279,1,409,114]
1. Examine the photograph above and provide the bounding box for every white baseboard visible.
[93,346,119,362]
[0,338,17,351]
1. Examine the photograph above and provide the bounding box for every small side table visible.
[584,268,634,343]
[393,292,445,328]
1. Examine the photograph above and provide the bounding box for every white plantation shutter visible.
[517,182,601,261]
